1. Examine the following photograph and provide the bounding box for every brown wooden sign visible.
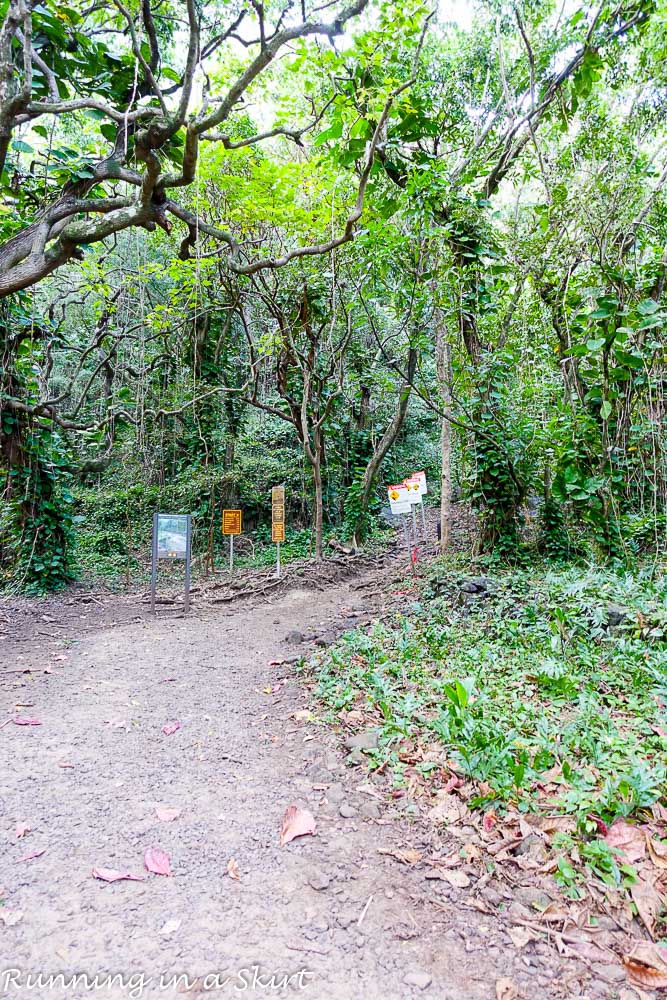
[272,521,285,543]
[272,486,285,555]
[222,509,242,535]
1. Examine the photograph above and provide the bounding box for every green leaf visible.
[637,299,659,315]
[313,121,343,146]
[600,400,612,420]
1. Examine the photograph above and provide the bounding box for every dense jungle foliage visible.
[0,0,666,592]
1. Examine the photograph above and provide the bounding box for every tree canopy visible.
[1,0,666,592]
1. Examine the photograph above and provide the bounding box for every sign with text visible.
[272,521,285,543]
[272,485,285,542]
[411,470,428,495]
[404,476,425,502]
[222,509,242,535]
[387,483,411,515]
[151,513,192,614]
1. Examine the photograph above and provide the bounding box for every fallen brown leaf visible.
[92,867,145,883]
[622,941,667,990]
[16,849,46,863]
[377,847,422,866]
[144,847,172,876]
[280,805,316,847]
[604,819,647,863]
[647,836,667,869]
[508,926,538,950]
[440,869,470,889]
[631,878,664,939]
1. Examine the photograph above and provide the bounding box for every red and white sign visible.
[410,470,428,495]
[387,483,411,514]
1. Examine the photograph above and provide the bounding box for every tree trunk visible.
[351,346,417,547]
[311,436,324,562]
[436,316,452,552]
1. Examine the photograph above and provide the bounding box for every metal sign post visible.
[150,512,158,614]
[272,486,285,578]
[222,509,242,573]
[184,515,191,612]
[151,513,192,614]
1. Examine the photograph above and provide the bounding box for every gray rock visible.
[515,885,552,910]
[308,764,332,782]
[344,730,379,751]
[606,604,628,627]
[591,963,626,983]
[359,800,382,819]
[339,803,357,818]
[308,873,331,892]
[285,630,305,645]
[346,749,365,767]
[403,970,432,990]
[326,783,345,804]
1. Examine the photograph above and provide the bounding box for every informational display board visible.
[156,514,189,558]
[151,513,192,613]
[222,509,242,535]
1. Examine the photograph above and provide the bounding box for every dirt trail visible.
[0,565,607,1000]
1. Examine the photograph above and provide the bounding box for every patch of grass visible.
[312,563,667,834]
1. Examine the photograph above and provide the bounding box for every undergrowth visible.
[312,560,667,872]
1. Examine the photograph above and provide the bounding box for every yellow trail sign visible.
[222,509,242,535]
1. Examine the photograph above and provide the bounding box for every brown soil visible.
[0,538,638,1000]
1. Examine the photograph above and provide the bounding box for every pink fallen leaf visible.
[604,819,646,862]
[650,724,667,739]
[280,805,317,847]
[92,867,146,883]
[268,659,288,667]
[57,761,75,769]
[12,717,42,726]
[52,654,68,662]
[44,667,53,674]
[17,849,46,863]
[227,858,241,881]
[483,810,498,833]
[161,721,181,736]
[155,806,181,823]
[15,823,31,840]
[144,847,172,876]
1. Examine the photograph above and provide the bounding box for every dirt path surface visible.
[0,563,618,1000]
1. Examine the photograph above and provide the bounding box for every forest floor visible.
[0,515,661,1000]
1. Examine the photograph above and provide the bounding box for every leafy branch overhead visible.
[0,0,431,296]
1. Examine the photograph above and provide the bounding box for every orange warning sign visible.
[222,509,242,535]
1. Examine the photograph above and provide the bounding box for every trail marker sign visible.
[272,486,285,575]
[222,509,242,535]
[222,509,242,572]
